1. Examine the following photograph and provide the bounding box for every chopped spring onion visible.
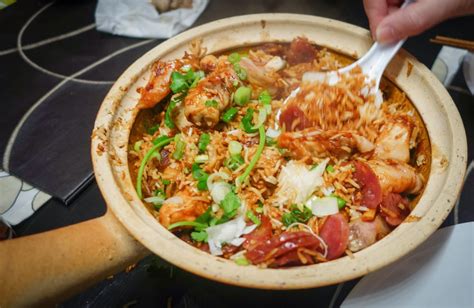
[172,134,186,160]
[228,52,241,64]
[221,107,239,123]
[133,140,143,152]
[192,163,209,191]
[306,196,339,217]
[266,128,281,139]
[251,108,267,130]
[153,135,170,145]
[189,71,205,88]
[164,95,183,129]
[136,137,172,199]
[236,126,266,187]
[147,125,159,135]
[228,141,243,156]
[144,195,165,206]
[198,133,210,152]
[168,221,208,230]
[234,86,251,105]
[162,179,171,185]
[332,194,347,209]
[241,108,257,133]
[246,210,261,226]
[233,63,247,80]
[234,257,250,266]
[205,99,219,108]
[258,90,272,105]
[224,155,244,171]
[194,154,209,164]
[281,204,312,226]
[326,164,335,173]
[191,230,208,242]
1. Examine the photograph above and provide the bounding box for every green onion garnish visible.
[147,125,159,135]
[246,210,261,226]
[228,141,243,156]
[236,126,265,187]
[136,137,172,199]
[153,135,170,145]
[234,257,250,266]
[191,230,208,242]
[233,63,247,80]
[331,194,347,209]
[168,221,208,230]
[241,108,257,133]
[224,155,244,171]
[172,134,186,160]
[133,140,143,152]
[194,154,209,164]
[258,90,272,105]
[221,107,239,123]
[162,179,171,185]
[205,99,219,108]
[164,95,183,129]
[234,86,251,105]
[326,165,335,173]
[192,163,209,191]
[228,52,241,64]
[198,133,210,153]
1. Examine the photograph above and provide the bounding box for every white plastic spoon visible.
[281,0,414,113]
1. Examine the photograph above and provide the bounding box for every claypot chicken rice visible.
[129,37,430,268]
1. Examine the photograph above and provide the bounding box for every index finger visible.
[363,0,389,37]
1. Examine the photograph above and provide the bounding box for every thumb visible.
[375,1,454,43]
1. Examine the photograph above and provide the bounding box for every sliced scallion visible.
[172,134,186,160]
[221,107,239,123]
[228,141,243,156]
[133,140,143,152]
[168,221,208,230]
[136,137,172,199]
[236,126,266,187]
[233,86,251,105]
[194,154,209,164]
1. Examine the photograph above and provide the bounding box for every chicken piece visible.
[239,57,283,96]
[373,116,414,162]
[173,101,194,131]
[278,128,374,161]
[367,160,424,194]
[348,216,391,252]
[159,191,209,228]
[184,61,239,128]
[138,60,181,109]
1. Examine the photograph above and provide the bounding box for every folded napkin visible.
[95,0,209,39]
[0,170,51,226]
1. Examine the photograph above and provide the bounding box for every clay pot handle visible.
[0,210,148,307]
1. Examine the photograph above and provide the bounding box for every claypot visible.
[0,14,467,307]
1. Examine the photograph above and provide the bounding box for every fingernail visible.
[376,25,395,43]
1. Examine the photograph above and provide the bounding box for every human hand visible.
[363,0,474,43]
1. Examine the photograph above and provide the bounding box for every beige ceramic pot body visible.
[92,14,467,289]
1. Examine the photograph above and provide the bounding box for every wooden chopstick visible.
[430,35,474,51]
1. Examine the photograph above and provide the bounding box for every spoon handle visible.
[357,0,415,88]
